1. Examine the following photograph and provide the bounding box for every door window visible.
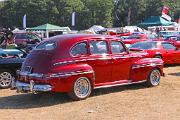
[71,42,88,56]
[90,41,108,54]
[110,41,125,54]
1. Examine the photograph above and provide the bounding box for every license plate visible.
[25,66,32,73]
[30,80,35,92]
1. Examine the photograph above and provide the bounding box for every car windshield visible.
[158,31,180,38]
[165,36,180,41]
[130,42,156,50]
[126,35,141,39]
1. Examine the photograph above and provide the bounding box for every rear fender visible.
[49,63,95,92]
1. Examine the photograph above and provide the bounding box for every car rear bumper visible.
[16,80,52,93]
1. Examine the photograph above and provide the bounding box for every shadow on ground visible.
[164,64,180,68]
[168,72,180,76]
[0,83,147,109]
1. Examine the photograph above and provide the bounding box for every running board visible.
[94,80,147,89]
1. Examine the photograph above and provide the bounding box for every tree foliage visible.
[0,0,179,29]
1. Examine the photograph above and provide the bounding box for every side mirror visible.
[175,47,179,51]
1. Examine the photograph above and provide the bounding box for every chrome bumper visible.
[16,80,52,93]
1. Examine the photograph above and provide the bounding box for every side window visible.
[111,41,125,54]
[71,42,88,56]
[90,41,108,54]
[162,43,176,50]
[15,34,27,39]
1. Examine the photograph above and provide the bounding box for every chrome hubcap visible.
[150,70,160,86]
[74,77,91,98]
[0,72,12,88]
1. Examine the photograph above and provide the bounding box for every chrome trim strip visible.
[19,70,94,79]
[94,80,147,89]
[53,58,111,66]
[16,81,52,92]
[132,63,163,69]
[19,72,44,78]
[47,70,94,78]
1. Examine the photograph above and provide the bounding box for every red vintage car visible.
[11,32,41,47]
[122,34,148,48]
[16,34,164,100]
[129,41,180,64]
[164,35,180,48]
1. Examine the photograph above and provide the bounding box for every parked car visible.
[11,32,42,47]
[0,57,24,88]
[122,34,148,48]
[0,48,24,58]
[164,35,180,48]
[129,41,180,64]
[158,31,180,39]
[0,47,27,88]
[16,34,164,100]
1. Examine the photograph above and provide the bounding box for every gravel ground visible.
[0,65,180,120]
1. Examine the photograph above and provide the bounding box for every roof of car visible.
[132,40,171,45]
[47,34,120,44]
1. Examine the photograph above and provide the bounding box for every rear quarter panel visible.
[49,63,95,92]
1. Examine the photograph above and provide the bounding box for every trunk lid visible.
[21,50,54,74]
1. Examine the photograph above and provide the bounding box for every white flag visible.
[23,14,26,30]
[72,12,75,26]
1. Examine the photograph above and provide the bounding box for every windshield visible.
[126,35,141,39]
[130,42,157,50]
[165,36,180,41]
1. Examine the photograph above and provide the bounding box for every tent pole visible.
[46,30,49,38]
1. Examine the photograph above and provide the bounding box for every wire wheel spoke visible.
[150,70,160,85]
[74,77,91,98]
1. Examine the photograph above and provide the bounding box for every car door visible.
[87,40,112,85]
[161,42,179,64]
[110,41,132,81]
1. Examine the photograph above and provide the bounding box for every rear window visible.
[35,41,56,50]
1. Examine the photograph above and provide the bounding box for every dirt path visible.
[0,65,180,120]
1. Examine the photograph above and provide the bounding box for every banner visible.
[23,14,26,30]
[72,12,75,26]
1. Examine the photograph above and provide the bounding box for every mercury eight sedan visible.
[16,34,164,100]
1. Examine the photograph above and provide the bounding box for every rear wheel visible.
[68,77,92,100]
[147,68,161,87]
[0,69,15,88]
